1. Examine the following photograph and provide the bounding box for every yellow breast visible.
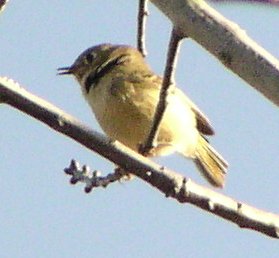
[83,74,198,157]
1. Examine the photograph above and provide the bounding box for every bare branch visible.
[0,0,8,12]
[137,0,149,56]
[150,0,279,106]
[1,77,279,238]
[64,160,127,193]
[140,28,183,155]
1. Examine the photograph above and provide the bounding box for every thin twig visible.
[137,0,149,56]
[1,77,279,238]
[140,28,183,155]
[64,160,127,193]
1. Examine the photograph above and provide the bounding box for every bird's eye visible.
[85,52,95,64]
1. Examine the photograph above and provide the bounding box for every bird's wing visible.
[178,90,215,135]
[113,72,215,135]
[151,77,215,136]
[191,103,215,135]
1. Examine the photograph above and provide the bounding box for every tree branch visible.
[0,0,8,12]
[137,0,149,56]
[150,0,279,106]
[0,76,279,238]
[140,28,183,155]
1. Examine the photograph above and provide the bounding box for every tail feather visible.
[194,135,228,188]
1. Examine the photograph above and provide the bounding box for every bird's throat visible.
[84,54,129,94]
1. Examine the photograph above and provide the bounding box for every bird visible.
[58,43,228,187]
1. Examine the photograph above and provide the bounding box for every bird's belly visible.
[87,88,149,151]
[86,85,198,157]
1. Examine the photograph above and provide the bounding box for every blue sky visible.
[0,1,278,257]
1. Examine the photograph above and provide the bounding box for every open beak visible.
[57,66,73,75]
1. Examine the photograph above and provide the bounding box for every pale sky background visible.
[0,1,279,257]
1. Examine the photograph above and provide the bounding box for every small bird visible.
[58,43,228,187]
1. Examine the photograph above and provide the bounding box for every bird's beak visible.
[57,66,73,75]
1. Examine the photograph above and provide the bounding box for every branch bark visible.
[150,0,279,106]
[0,0,8,12]
[141,28,183,154]
[0,77,278,239]
[137,0,149,56]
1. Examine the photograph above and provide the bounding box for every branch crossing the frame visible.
[1,76,279,238]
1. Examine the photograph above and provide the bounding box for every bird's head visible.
[58,43,146,86]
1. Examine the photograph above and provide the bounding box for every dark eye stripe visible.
[85,52,95,63]
[84,54,128,93]
[85,71,97,93]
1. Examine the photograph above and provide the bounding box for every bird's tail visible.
[193,135,228,188]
